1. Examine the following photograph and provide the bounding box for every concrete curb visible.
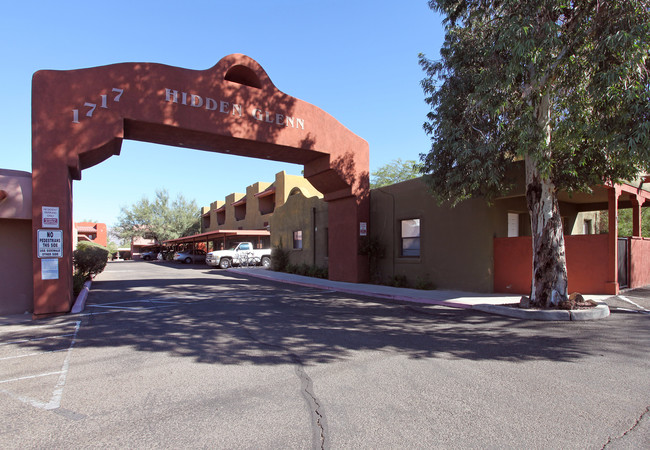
[229,269,612,320]
[227,268,476,309]
[472,302,610,321]
[71,280,92,314]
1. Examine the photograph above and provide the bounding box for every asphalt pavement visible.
[0,261,648,448]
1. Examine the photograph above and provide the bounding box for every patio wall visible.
[630,237,650,289]
[494,234,610,295]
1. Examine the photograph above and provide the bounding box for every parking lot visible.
[1,261,649,448]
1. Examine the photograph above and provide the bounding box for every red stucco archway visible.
[32,54,369,316]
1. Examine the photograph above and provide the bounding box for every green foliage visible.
[414,274,435,290]
[386,274,409,288]
[106,241,118,258]
[419,1,650,202]
[359,236,386,283]
[370,158,421,189]
[599,208,650,237]
[113,189,200,245]
[271,239,290,272]
[73,241,109,279]
[285,263,328,279]
[73,272,87,297]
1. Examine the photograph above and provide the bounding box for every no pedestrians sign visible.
[37,229,63,258]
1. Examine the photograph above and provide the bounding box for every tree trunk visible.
[525,93,568,308]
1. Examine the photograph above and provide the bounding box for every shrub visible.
[414,274,435,290]
[73,272,87,297]
[387,274,409,288]
[73,241,109,279]
[359,236,385,284]
[271,239,290,272]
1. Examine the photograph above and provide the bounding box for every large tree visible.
[419,0,650,307]
[113,189,200,245]
[370,158,421,189]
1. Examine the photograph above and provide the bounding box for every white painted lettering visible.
[190,94,203,107]
[161,89,305,130]
[165,89,178,103]
[205,97,218,110]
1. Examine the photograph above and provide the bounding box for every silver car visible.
[173,249,206,264]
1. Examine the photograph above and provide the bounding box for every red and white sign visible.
[42,206,59,228]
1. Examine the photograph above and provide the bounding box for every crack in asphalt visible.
[602,405,650,449]
[238,316,327,450]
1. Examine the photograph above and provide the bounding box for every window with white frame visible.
[400,219,420,257]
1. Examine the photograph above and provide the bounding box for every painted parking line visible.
[0,333,77,347]
[617,296,650,313]
[85,299,179,311]
[0,320,81,411]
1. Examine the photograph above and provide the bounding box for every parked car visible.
[206,242,271,269]
[141,251,160,261]
[173,249,207,264]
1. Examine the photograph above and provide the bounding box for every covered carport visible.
[163,229,271,254]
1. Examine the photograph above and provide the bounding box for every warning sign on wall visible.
[37,229,63,258]
[42,206,59,228]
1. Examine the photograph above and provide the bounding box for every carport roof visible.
[163,229,270,245]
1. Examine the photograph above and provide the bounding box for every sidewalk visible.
[228,268,612,321]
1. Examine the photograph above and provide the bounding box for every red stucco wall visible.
[630,238,650,288]
[31,54,369,316]
[494,234,610,295]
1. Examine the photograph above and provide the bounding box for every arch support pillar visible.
[326,195,369,283]
[31,163,75,316]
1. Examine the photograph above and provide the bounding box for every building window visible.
[507,213,520,237]
[400,219,420,257]
[583,219,593,235]
[293,230,303,250]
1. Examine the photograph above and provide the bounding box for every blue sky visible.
[1,1,444,233]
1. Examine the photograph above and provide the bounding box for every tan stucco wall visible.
[370,178,502,293]
[203,171,323,233]
[270,192,328,268]
[0,219,33,314]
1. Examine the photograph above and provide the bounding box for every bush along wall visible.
[73,241,109,296]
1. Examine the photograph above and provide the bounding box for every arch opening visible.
[31,54,369,316]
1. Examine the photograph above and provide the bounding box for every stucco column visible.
[631,195,645,238]
[327,195,369,283]
[31,162,75,316]
[606,185,621,295]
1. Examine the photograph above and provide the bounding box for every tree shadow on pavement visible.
[12,272,650,366]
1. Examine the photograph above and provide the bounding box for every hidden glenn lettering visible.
[164,89,305,130]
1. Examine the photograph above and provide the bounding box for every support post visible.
[606,185,621,295]
[631,195,644,238]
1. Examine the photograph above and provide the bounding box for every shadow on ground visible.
[12,271,650,366]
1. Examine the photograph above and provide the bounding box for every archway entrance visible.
[32,54,369,316]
